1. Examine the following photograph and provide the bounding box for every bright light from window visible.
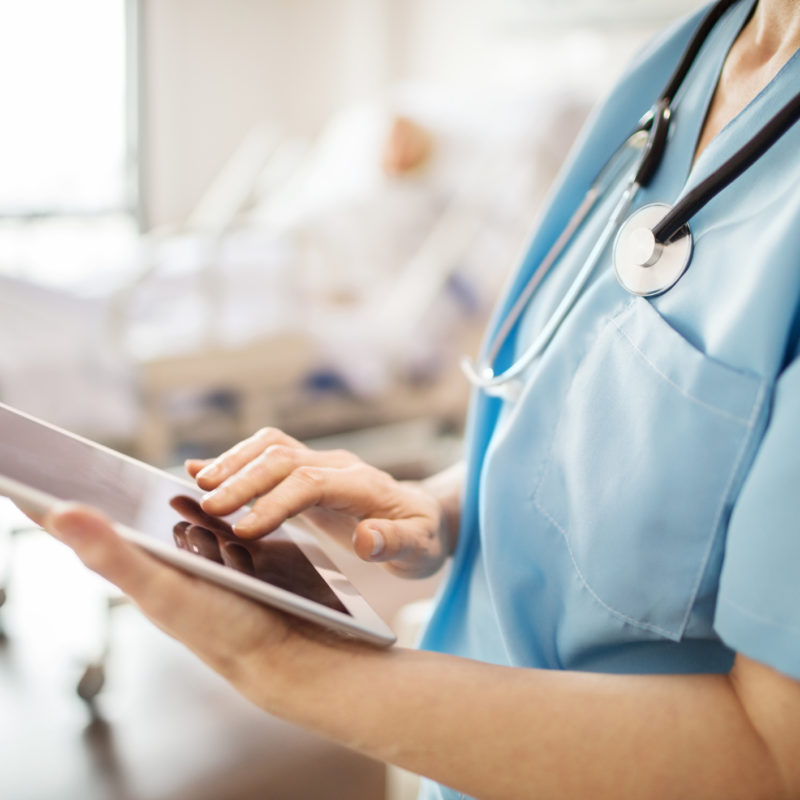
[0,0,128,215]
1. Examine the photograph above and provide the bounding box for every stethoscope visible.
[463,0,800,399]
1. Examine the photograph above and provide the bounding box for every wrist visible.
[241,620,380,724]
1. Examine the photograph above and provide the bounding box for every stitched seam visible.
[610,318,757,426]
[529,302,765,642]
[531,488,679,640]
[675,378,767,635]
[528,302,680,639]
[720,595,800,636]
[527,301,634,507]
[745,377,768,428]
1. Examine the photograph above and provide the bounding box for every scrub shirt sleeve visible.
[715,351,800,680]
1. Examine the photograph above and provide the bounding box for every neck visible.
[691,0,800,165]
[740,0,800,64]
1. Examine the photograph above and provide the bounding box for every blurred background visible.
[0,1,702,798]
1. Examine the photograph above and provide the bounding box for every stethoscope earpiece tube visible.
[658,0,739,104]
[625,0,737,190]
[634,101,672,187]
[653,90,800,244]
[464,0,800,397]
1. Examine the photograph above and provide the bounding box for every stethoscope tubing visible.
[462,180,640,396]
[463,0,800,396]
[659,0,739,105]
[653,89,800,243]
[481,188,599,369]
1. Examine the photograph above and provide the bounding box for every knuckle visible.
[255,426,279,443]
[294,465,324,486]
[362,464,397,499]
[371,465,394,484]
[347,462,374,479]
[263,444,294,462]
[329,448,358,463]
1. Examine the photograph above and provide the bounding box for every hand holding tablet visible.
[0,403,399,645]
[39,499,340,709]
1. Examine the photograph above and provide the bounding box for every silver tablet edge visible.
[0,471,396,647]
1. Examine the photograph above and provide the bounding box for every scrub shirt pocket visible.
[531,298,767,641]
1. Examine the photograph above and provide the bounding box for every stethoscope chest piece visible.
[614,203,692,296]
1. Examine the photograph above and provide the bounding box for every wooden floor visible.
[0,501,440,800]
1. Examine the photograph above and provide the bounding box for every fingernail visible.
[197,464,219,480]
[201,489,220,504]
[368,527,385,558]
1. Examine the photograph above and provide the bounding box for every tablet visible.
[0,402,396,646]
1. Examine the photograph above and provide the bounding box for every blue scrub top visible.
[420,1,800,797]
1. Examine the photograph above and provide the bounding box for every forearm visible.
[41,504,797,799]
[248,640,787,800]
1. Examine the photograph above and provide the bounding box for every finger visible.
[43,503,290,677]
[185,525,224,563]
[169,496,237,541]
[43,503,196,625]
[173,520,190,550]
[353,517,441,565]
[195,428,305,490]
[232,464,388,538]
[185,458,213,478]
[201,447,359,517]
[220,540,257,576]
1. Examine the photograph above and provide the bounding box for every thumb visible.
[352,518,437,564]
[43,502,161,595]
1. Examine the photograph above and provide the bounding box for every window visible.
[0,0,138,289]
[498,0,703,28]
[0,0,135,217]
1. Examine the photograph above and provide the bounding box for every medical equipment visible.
[463,0,800,399]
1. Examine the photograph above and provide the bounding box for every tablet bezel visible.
[0,403,396,647]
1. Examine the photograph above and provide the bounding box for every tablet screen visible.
[0,405,350,615]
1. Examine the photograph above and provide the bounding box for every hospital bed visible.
[0,84,591,470]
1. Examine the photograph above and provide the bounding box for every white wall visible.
[141,0,396,228]
[139,0,691,230]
